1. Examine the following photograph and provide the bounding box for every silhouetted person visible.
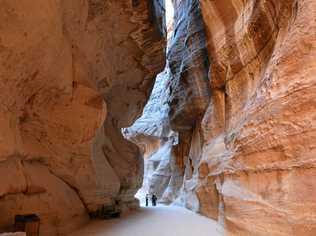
[151,194,157,206]
[145,194,149,207]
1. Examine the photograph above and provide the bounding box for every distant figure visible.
[151,194,157,206]
[145,194,149,207]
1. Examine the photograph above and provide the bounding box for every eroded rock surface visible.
[124,68,183,203]
[198,0,316,235]
[0,0,165,234]
[1,0,316,235]
[127,0,316,235]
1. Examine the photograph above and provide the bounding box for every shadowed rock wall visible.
[0,0,166,234]
[125,0,211,205]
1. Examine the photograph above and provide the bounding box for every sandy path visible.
[69,205,222,236]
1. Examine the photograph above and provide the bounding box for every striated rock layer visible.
[1,0,315,235]
[0,0,166,234]
[128,0,316,235]
[198,0,316,235]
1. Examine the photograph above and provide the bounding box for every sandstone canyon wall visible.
[124,67,184,204]
[0,0,166,234]
[199,1,316,235]
[1,0,316,235]
[127,0,316,235]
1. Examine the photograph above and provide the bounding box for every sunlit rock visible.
[127,0,316,235]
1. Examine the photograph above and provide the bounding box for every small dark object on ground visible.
[14,214,40,236]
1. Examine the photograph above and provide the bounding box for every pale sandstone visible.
[124,68,183,203]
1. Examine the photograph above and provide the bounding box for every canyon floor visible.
[69,205,222,236]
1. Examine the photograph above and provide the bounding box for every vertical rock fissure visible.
[124,0,211,207]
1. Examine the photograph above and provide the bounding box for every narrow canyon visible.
[0,0,315,235]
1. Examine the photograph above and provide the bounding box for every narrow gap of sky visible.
[165,0,174,25]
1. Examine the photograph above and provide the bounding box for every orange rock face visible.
[196,0,316,235]
[127,0,316,235]
[1,0,315,235]
[0,0,165,234]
